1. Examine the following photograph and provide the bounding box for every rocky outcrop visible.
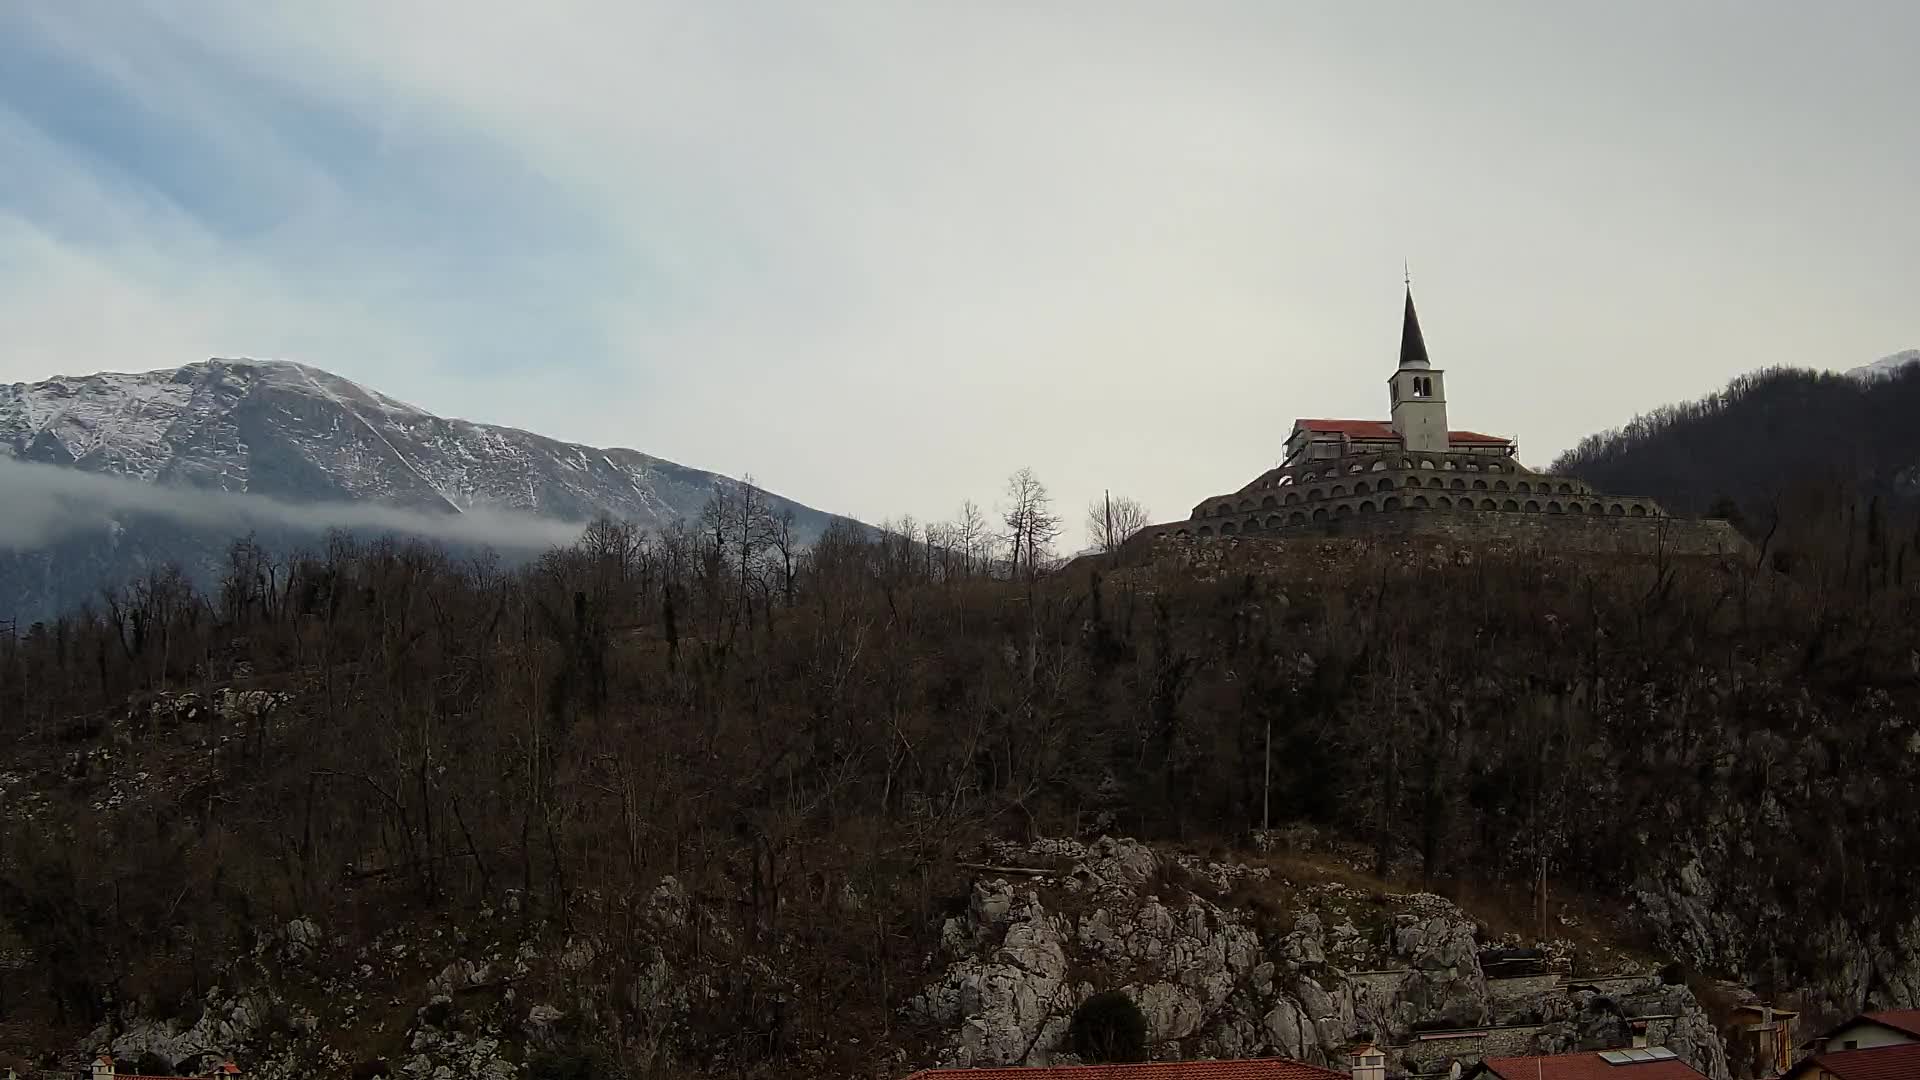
[911,837,1733,1079]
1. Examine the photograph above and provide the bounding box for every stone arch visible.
[1495,480,1510,491]
[1267,514,1285,529]
[1525,499,1542,512]
[1359,500,1377,513]
[1216,503,1233,517]
[1310,508,1328,522]
[1238,498,1253,511]
[1433,495,1449,508]
[1502,499,1520,511]
[1473,479,1489,490]
[1558,482,1574,494]
[1283,492,1299,506]
[1480,498,1498,511]
[1334,503,1354,517]
[1420,458,1436,470]
[1452,478,1467,490]
[1608,503,1625,516]
[1245,518,1262,532]
[1174,528,1191,538]
[1517,481,1531,493]
[1348,464,1364,475]
[1277,475,1293,486]
[1198,525,1214,537]
[1288,511,1308,525]
[1262,495,1277,509]
[1467,462,1482,472]
[1370,459,1387,471]
[1442,460,1457,470]
[1630,504,1648,517]
[1355,480,1371,495]
[1221,521,1238,535]
[1377,476,1395,490]
[1488,463,1505,473]
[1547,501,1563,514]
[1385,496,1404,511]
[1331,484,1347,497]
[1308,488,1324,501]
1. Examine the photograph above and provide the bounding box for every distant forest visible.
[1553,364,1920,527]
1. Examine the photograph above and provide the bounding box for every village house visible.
[1462,1047,1707,1080]
[1778,1009,1920,1080]
[1801,1009,1920,1054]
[1724,1000,1799,1077]
[83,1056,240,1080]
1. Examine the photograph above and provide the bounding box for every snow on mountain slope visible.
[1846,349,1920,380]
[0,358,834,528]
[0,358,851,621]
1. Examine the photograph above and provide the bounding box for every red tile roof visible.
[1289,419,1512,446]
[1865,1009,1920,1038]
[903,1059,1345,1080]
[1795,1042,1920,1080]
[1478,1052,1706,1080]
[1294,419,1399,439]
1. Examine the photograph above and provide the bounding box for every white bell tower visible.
[1388,284,1449,453]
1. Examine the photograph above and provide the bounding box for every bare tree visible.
[1001,468,1062,582]
[1085,493,1152,554]
[952,500,991,579]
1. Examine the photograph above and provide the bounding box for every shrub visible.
[1070,991,1148,1063]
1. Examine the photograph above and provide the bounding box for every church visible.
[1149,288,1680,544]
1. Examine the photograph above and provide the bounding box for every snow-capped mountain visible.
[0,358,850,620]
[1846,349,1920,380]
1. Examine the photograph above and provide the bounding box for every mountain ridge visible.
[0,357,853,621]
[1846,348,1920,381]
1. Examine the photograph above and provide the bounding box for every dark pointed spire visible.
[1398,285,1430,370]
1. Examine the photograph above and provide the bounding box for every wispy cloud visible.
[0,456,587,552]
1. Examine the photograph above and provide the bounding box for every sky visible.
[1,2,1915,541]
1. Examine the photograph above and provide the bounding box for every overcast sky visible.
[1,2,1914,538]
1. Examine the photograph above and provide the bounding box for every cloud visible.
[0,456,587,552]
[1,0,1915,550]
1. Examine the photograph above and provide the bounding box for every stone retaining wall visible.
[1143,509,1747,558]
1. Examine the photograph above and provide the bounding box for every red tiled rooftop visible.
[903,1059,1345,1080]
[1797,1042,1920,1080]
[1864,1009,1920,1038]
[1294,419,1399,439]
[1290,418,1511,446]
[1478,1051,1706,1080]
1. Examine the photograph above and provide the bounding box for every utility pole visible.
[1104,489,1113,553]
[1262,714,1272,834]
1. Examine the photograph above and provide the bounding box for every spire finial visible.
[1404,261,1411,288]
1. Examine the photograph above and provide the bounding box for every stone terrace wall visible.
[1302,509,1747,557]
[1141,510,1747,559]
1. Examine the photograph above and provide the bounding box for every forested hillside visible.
[3,465,1920,1077]
[1553,363,1920,529]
